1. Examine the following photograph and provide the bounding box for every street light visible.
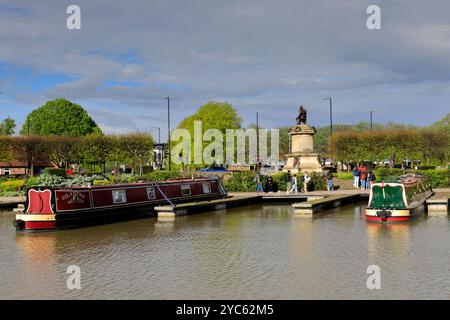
[323,97,333,164]
[164,96,171,171]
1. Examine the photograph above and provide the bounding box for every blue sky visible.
[1,0,449,139]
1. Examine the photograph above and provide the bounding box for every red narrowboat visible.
[14,177,227,231]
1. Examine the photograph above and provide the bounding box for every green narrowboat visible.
[366,175,433,223]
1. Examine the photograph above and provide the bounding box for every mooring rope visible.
[154,182,175,206]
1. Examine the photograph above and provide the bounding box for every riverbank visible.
[0,196,24,209]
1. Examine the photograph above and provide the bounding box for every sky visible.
[0,0,449,139]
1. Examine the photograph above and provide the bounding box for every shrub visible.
[0,191,24,197]
[0,180,25,192]
[222,172,257,192]
[307,172,327,191]
[93,179,111,186]
[417,169,449,188]
[272,172,288,191]
[44,168,67,178]
[25,174,67,187]
[372,167,449,188]
[144,171,184,182]
[373,167,404,182]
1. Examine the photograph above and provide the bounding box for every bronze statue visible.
[296,106,307,125]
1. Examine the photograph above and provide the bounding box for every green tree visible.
[175,101,242,166]
[119,133,154,175]
[0,117,16,135]
[21,98,102,136]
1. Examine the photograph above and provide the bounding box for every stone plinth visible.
[284,124,323,174]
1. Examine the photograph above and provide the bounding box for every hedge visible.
[0,180,25,192]
[44,168,67,178]
[372,168,449,188]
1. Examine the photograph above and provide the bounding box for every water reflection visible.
[1,204,450,299]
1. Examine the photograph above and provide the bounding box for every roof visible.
[0,161,55,168]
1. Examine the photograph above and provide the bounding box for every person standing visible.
[289,174,298,193]
[366,171,372,190]
[326,170,333,191]
[267,174,274,194]
[359,164,367,190]
[352,166,360,188]
[255,172,264,193]
[285,170,292,194]
[303,172,310,193]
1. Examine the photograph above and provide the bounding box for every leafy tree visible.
[46,136,79,168]
[21,98,102,136]
[119,133,154,175]
[9,136,49,176]
[175,101,242,166]
[0,117,16,135]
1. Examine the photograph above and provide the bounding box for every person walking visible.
[285,170,292,194]
[267,174,274,194]
[255,172,264,193]
[352,166,360,188]
[326,170,333,191]
[289,174,298,194]
[359,164,367,190]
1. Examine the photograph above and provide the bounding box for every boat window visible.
[112,190,127,204]
[147,187,156,200]
[181,184,191,196]
[202,183,211,193]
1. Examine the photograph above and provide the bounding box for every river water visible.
[1,203,450,299]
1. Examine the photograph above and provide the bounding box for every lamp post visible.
[164,96,171,171]
[323,97,333,165]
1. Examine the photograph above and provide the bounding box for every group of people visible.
[255,173,276,193]
[256,170,336,194]
[284,171,312,194]
[352,164,376,190]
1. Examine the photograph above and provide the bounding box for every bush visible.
[335,172,353,180]
[372,167,449,188]
[44,168,67,178]
[417,169,449,188]
[373,167,404,182]
[144,171,184,182]
[307,172,327,191]
[272,172,288,191]
[222,172,257,192]
[0,191,25,197]
[0,180,25,192]
[25,174,67,187]
[93,179,111,186]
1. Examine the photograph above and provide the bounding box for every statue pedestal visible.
[283,125,323,174]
